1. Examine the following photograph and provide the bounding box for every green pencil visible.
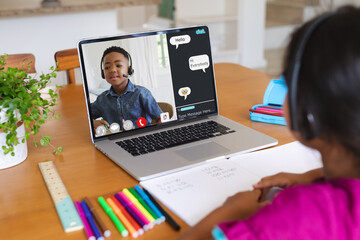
[98,196,128,237]
[129,187,161,224]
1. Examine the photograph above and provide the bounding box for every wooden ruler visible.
[39,161,83,232]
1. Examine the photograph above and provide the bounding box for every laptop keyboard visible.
[116,120,236,156]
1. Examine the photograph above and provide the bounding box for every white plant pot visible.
[0,122,28,169]
[0,107,28,169]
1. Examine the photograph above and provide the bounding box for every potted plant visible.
[0,54,62,169]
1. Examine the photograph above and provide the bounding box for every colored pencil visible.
[81,201,104,240]
[84,197,111,237]
[142,188,181,231]
[75,201,96,240]
[255,107,284,114]
[119,191,154,229]
[111,195,144,235]
[259,105,283,110]
[98,197,128,237]
[123,188,156,223]
[114,193,149,231]
[106,197,138,238]
[129,187,161,223]
[249,109,284,117]
[134,185,165,222]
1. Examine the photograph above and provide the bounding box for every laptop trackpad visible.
[175,142,229,161]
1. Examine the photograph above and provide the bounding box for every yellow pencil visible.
[123,188,156,223]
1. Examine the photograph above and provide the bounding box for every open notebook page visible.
[232,141,323,179]
[140,141,323,226]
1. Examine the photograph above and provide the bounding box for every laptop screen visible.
[78,26,218,140]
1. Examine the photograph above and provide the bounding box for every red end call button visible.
[136,117,147,128]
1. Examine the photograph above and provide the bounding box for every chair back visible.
[158,102,174,119]
[54,48,79,84]
[151,102,174,124]
[3,54,36,73]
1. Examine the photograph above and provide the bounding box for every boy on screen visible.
[91,46,162,133]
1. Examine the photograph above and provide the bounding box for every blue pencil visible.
[134,185,165,222]
[81,201,104,240]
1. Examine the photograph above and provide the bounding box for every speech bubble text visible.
[189,54,210,73]
[178,87,191,100]
[170,35,191,49]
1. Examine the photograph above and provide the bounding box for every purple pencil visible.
[114,193,151,231]
[75,201,96,240]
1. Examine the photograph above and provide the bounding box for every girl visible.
[180,6,360,240]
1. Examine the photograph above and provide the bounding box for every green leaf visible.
[57,147,63,153]
[40,138,48,146]
[29,85,38,92]
[43,136,51,142]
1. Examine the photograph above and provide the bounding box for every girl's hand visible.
[253,168,324,189]
[222,189,268,217]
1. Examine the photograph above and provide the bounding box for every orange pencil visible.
[106,197,139,238]
[111,196,144,235]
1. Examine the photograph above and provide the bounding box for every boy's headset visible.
[100,47,134,79]
[288,10,339,139]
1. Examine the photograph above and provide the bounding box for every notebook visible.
[77,25,278,181]
[140,141,323,226]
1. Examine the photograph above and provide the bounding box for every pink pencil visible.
[118,191,154,229]
[249,109,284,117]
[259,105,283,110]
[255,107,284,114]
[75,201,96,240]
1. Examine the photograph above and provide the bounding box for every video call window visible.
[81,34,177,137]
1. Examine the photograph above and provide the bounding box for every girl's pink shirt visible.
[217,178,360,240]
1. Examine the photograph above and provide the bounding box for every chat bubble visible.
[170,35,191,49]
[189,54,210,73]
[178,87,191,100]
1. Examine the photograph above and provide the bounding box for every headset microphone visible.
[122,74,129,78]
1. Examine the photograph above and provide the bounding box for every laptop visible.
[78,25,277,181]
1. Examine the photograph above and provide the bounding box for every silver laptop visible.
[78,25,277,181]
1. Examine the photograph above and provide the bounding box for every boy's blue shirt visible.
[91,80,162,130]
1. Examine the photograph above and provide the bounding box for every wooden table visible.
[0,63,294,239]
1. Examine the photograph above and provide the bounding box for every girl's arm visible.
[179,189,267,240]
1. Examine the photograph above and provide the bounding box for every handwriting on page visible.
[156,178,194,194]
[201,166,237,180]
[140,160,261,226]
[153,166,239,195]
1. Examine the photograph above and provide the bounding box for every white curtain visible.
[124,36,159,89]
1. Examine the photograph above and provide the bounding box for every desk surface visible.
[0,63,293,239]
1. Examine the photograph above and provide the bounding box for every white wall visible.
[1,0,268,79]
[333,0,360,6]
[0,10,122,84]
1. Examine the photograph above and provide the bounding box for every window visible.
[157,34,170,68]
